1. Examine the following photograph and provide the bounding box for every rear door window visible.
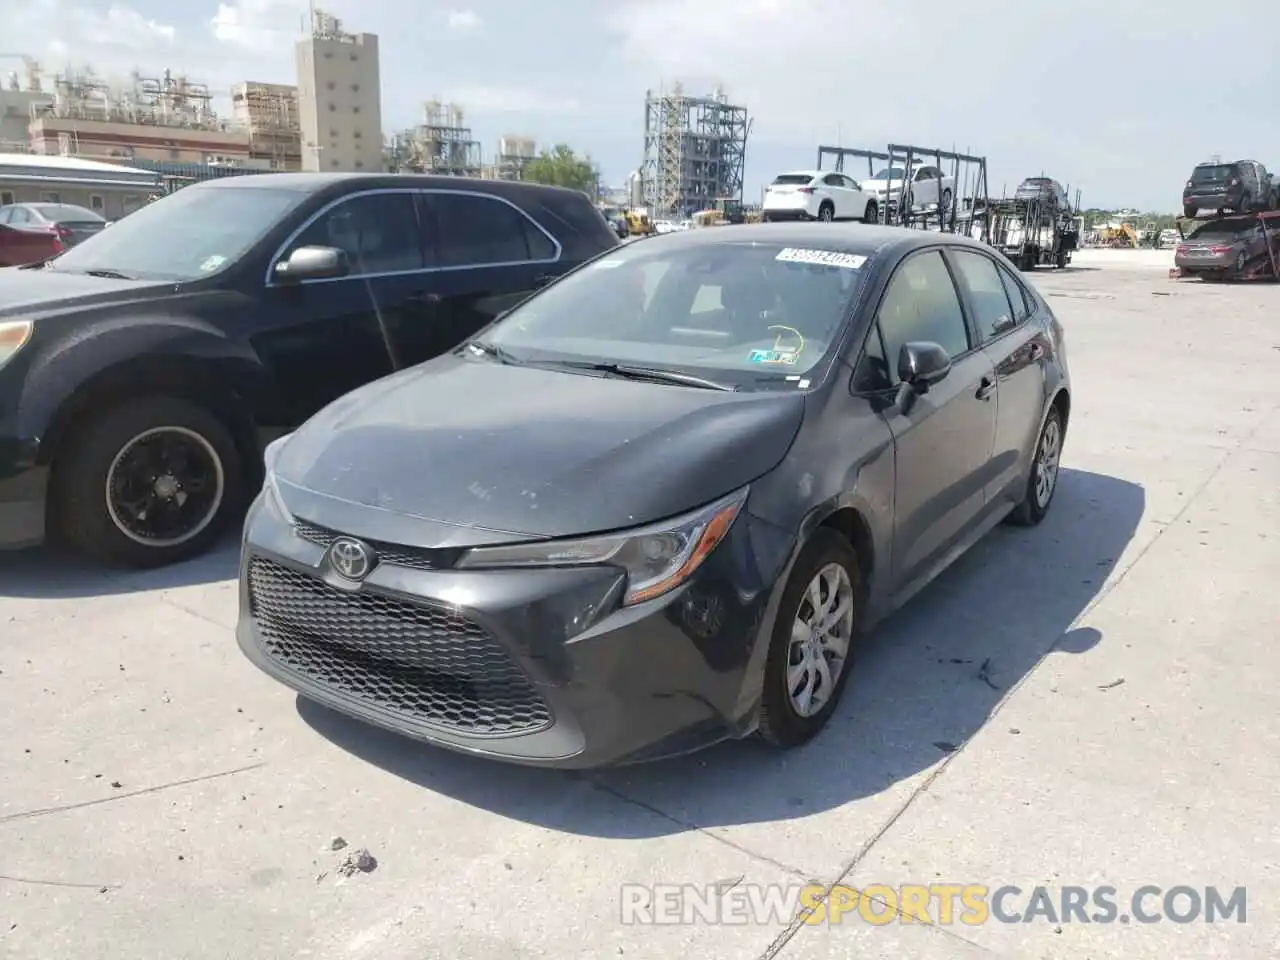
[431,193,555,268]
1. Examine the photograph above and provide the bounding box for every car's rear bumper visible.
[761,209,814,221]
[1183,192,1242,211]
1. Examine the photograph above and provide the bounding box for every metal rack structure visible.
[985,197,1079,270]
[641,84,751,217]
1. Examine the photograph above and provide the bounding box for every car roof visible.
[190,171,590,202]
[774,170,824,178]
[625,222,992,259]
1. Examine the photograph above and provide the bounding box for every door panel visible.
[253,190,430,421]
[873,249,998,587]
[950,250,1048,501]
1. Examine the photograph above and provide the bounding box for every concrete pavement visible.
[2,259,1277,959]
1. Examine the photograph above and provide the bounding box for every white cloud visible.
[211,0,302,55]
[447,9,481,31]
[441,85,579,115]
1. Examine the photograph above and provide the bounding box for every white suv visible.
[762,170,879,223]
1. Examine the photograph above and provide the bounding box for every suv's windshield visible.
[1191,164,1235,183]
[873,167,905,180]
[480,241,868,388]
[48,185,307,281]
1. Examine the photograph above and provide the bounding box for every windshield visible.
[480,241,868,388]
[34,203,104,222]
[872,167,905,180]
[48,185,307,281]
[771,174,815,185]
[1191,164,1234,183]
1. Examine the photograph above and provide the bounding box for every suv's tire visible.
[758,528,861,748]
[1008,405,1064,527]
[53,396,246,568]
[817,201,835,222]
[863,201,878,224]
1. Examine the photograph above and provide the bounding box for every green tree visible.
[523,144,597,195]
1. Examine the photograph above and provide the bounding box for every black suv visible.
[0,173,619,567]
[1182,159,1271,217]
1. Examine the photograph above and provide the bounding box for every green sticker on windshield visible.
[749,349,800,365]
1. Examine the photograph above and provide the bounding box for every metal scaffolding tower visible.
[641,83,750,217]
[387,100,481,175]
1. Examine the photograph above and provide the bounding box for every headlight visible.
[456,487,748,606]
[262,433,295,523]
[0,320,33,371]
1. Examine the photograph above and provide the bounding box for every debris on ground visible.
[336,848,377,877]
[329,837,347,851]
[1098,678,1125,691]
[977,658,1001,691]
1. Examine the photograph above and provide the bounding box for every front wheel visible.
[862,201,878,224]
[758,529,861,748]
[1008,405,1064,526]
[53,396,246,568]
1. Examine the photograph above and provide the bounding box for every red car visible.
[0,202,108,267]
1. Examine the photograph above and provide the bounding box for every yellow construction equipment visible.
[624,210,655,236]
[1097,223,1137,247]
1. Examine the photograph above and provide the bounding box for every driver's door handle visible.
[976,376,996,401]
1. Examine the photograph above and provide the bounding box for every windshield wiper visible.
[540,360,737,391]
[82,269,137,280]
[464,339,523,365]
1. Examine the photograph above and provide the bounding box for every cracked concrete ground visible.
[2,248,1277,959]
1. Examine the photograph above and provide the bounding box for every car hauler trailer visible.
[986,197,1079,270]
[1170,209,1280,281]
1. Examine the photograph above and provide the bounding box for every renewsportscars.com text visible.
[619,883,1247,926]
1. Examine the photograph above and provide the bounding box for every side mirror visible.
[898,341,952,392]
[273,245,349,282]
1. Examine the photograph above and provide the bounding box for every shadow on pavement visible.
[0,534,240,598]
[300,467,1145,837]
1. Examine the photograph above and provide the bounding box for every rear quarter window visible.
[527,192,618,260]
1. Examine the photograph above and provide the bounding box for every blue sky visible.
[4,0,1278,210]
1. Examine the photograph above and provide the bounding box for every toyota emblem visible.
[327,537,375,580]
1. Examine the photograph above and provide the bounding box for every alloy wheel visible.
[1034,416,1061,509]
[104,426,226,547]
[786,562,854,717]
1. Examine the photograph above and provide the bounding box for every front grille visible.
[294,520,459,570]
[247,557,552,736]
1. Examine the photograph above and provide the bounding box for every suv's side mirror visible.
[273,245,349,282]
[898,341,952,392]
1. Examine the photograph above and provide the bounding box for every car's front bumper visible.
[236,489,792,768]
[0,436,47,549]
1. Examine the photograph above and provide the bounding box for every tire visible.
[818,202,834,222]
[1235,194,1251,214]
[53,396,246,568]
[758,528,861,749]
[1234,251,1246,273]
[1008,404,1064,527]
[940,188,953,212]
[862,201,878,224]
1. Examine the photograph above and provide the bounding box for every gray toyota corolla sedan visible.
[237,223,1070,768]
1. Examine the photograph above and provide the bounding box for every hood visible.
[272,354,806,548]
[0,267,174,320]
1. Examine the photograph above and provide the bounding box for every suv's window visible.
[429,193,554,267]
[772,174,816,185]
[876,250,970,374]
[996,263,1031,325]
[286,192,423,275]
[841,175,861,191]
[823,174,844,187]
[1191,164,1235,184]
[950,249,1016,340]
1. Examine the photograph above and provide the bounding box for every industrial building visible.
[0,152,160,218]
[0,57,54,149]
[231,81,302,171]
[490,135,536,180]
[385,101,482,176]
[295,8,383,172]
[640,84,751,217]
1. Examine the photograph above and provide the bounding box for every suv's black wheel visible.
[863,201,878,224]
[1008,405,1064,527]
[818,201,834,222]
[53,396,246,568]
[758,528,861,748]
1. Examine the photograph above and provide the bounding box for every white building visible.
[295,10,383,173]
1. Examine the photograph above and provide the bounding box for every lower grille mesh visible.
[247,557,551,736]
